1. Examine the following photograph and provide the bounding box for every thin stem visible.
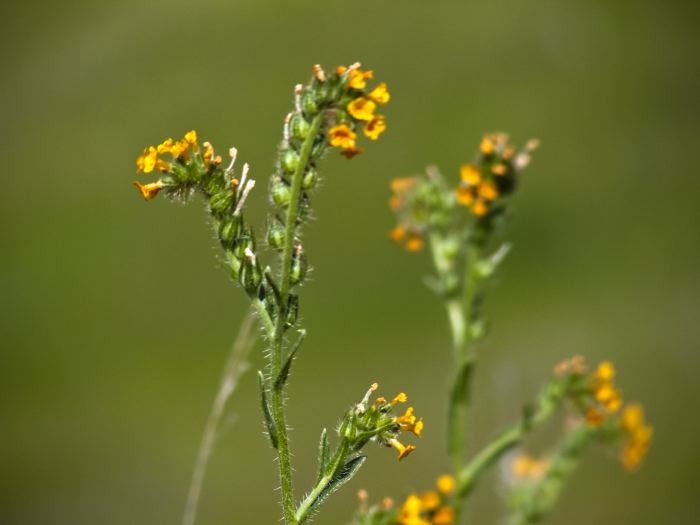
[271,113,324,525]
[182,312,257,525]
[456,390,558,499]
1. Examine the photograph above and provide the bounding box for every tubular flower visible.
[368,82,391,104]
[347,97,377,121]
[136,146,170,174]
[455,133,538,218]
[620,403,653,471]
[329,123,357,149]
[364,115,386,140]
[348,68,374,90]
[133,180,165,200]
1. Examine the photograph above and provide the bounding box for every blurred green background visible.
[2,0,699,523]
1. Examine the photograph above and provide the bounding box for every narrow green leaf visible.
[257,371,278,449]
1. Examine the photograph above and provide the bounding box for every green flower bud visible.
[281,150,300,174]
[302,92,318,115]
[271,178,291,207]
[267,222,285,250]
[226,253,242,280]
[302,168,318,190]
[290,246,307,285]
[218,217,240,248]
[239,248,262,295]
[291,114,311,140]
[286,294,299,327]
[209,190,233,215]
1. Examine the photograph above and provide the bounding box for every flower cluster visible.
[352,476,455,525]
[584,361,623,426]
[455,133,539,218]
[619,403,653,471]
[396,475,455,525]
[341,384,423,461]
[328,65,390,158]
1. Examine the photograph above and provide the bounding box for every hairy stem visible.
[271,113,324,525]
[182,312,257,525]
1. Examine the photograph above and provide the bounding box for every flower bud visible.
[302,168,318,190]
[218,217,240,248]
[271,178,291,207]
[239,248,262,295]
[291,114,311,140]
[290,246,307,285]
[267,221,286,250]
[226,253,242,280]
[281,150,300,174]
[209,190,233,215]
[286,294,299,327]
[302,92,318,115]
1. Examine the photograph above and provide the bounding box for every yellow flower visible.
[406,235,424,252]
[595,361,615,382]
[478,181,499,201]
[329,123,357,149]
[436,475,455,495]
[133,180,165,200]
[390,225,407,243]
[363,115,386,140]
[347,97,377,122]
[389,438,416,461]
[368,82,391,104]
[170,139,190,159]
[392,392,408,405]
[391,177,417,194]
[619,403,653,471]
[157,138,174,154]
[432,506,455,525]
[184,130,199,152]
[460,164,482,185]
[480,135,495,155]
[455,186,475,206]
[585,407,605,427]
[491,163,507,176]
[471,199,488,217]
[136,146,170,173]
[348,68,374,90]
[420,491,440,511]
[398,494,429,525]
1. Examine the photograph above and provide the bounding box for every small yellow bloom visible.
[480,135,495,155]
[363,115,386,140]
[368,82,391,104]
[390,225,407,243]
[585,407,605,427]
[157,138,174,154]
[347,97,377,122]
[595,361,615,382]
[136,146,158,173]
[460,164,482,185]
[397,494,427,525]
[619,403,653,471]
[455,186,475,206]
[170,139,190,159]
[478,181,499,201]
[420,491,440,511]
[133,180,165,200]
[432,506,455,525]
[203,141,215,166]
[436,475,455,495]
[329,123,357,149]
[184,130,199,152]
[389,438,417,461]
[348,68,374,90]
[336,65,347,75]
[406,235,424,252]
[471,199,488,217]
[392,392,408,405]
[395,406,415,425]
[491,163,507,176]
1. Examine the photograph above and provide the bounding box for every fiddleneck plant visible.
[132,63,421,525]
[349,134,652,525]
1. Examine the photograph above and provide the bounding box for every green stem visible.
[513,425,594,524]
[457,388,558,499]
[271,113,324,525]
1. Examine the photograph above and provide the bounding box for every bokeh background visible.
[2,0,699,523]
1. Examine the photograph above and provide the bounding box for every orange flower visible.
[363,115,386,140]
[133,180,165,200]
[347,97,376,121]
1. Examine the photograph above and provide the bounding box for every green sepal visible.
[257,371,278,449]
